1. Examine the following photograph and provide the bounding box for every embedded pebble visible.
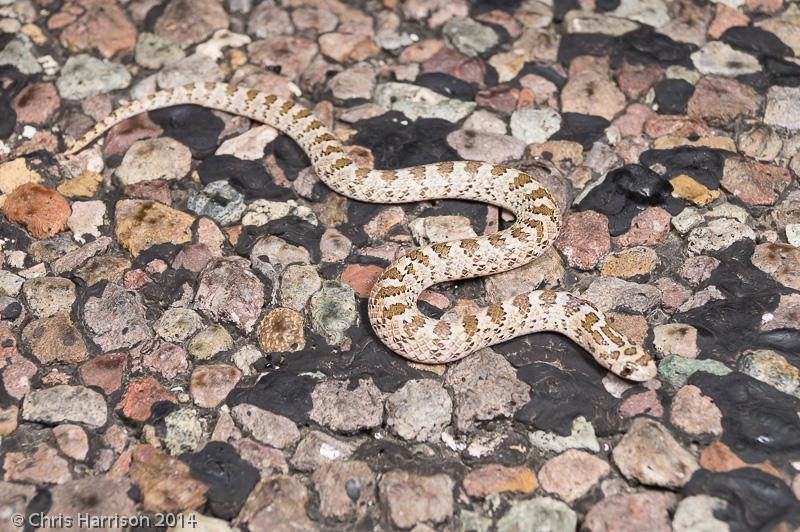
[310,378,384,433]
[187,181,246,226]
[116,138,192,186]
[385,379,452,442]
[56,54,131,100]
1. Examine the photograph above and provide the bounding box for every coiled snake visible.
[65,82,657,381]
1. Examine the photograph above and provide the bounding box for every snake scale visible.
[65,82,657,381]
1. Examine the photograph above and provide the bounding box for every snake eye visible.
[620,365,633,377]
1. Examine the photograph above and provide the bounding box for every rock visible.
[56,54,131,100]
[340,264,384,299]
[3,183,70,239]
[485,248,564,301]
[463,464,538,498]
[691,41,760,76]
[190,364,241,408]
[497,497,577,532]
[738,123,783,162]
[443,17,498,57]
[115,199,194,257]
[248,36,318,81]
[561,56,626,120]
[154,0,229,47]
[75,255,131,286]
[310,378,383,433]
[0,271,23,297]
[584,492,675,532]
[601,246,659,278]
[611,0,670,26]
[699,440,782,478]
[0,36,42,75]
[84,283,151,351]
[231,404,300,449]
[687,218,756,256]
[447,130,526,163]
[194,257,265,333]
[328,62,376,100]
[679,256,719,287]
[687,77,762,126]
[509,106,562,145]
[53,424,89,461]
[670,385,723,436]
[737,349,800,399]
[721,156,790,206]
[564,11,640,35]
[529,416,601,454]
[250,236,311,275]
[164,408,204,454]
[53,0,137,58]
[116,138,192,186]
[379,470,454,529]
[235,476,314,531]
[154,308,203,342]
[444,349,530,432]
[763,86,800,132]
[410,215,476,245]
[187,181,246,226]
[0,405,18,436]
[291,431,358,472]
[256,307,305,353]
[312,460,376,521]
[653,323,699,358]
[309,280,357,346]
[612,418,699,488]
[187,324,233,360]
[751,243,800,291]
[47,477,137,525]
[22,311,87,364]
[672,495,730,532]
[117,376,177,422]
[157,53,223,89]
[669,175,720,207]
[130,445,207,512]
[555,211,611,270]
[319,32,380,63]
[385,379,452,442]
[3,445,72,485]
[21,276,75,317]
[538,450,610,502]
[80,352,126,394]
[67,200,106,243]
[762,293,800,333]
[279,264,322,311]
[619,389,663,418]
[13,83,60,125]
[658,355,732,388]
[583,277,661,314]
[22,385,107,427]
[374,82,476,122]
[135,32,185,69]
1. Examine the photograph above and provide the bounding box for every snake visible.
[64,82,657,381]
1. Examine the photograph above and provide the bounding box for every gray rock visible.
[47,478,136,525]
[157,53,224,89]
[375,82,476,122]
[673,495,730,532]
[134,32,185,70]
[312,460,376,521]
[328,62,376,100]
[583,277,662,314]
[164,408,204,455]
[83,283,152,352]
[187,324,233,360]
[310,378,383,433]
[187,181,246,226]
[564,11,640,36]
[611,0,670,27]
[231,344,263,376]
[497,497,577,532]
[447,130,526,163]
[231,403,301,449]
[194,257,265,333]
[22,385,107,428]
[385,379,453,442]
[379,470,454,529]
[309,280,357,346]
[687,218,756,255]
[0,36,41,74]
[250,236,311,278]
[444,349,530,432]
[529,416,600,454]
[0,270,24,297]
[279,264,322,312]
[764,86,800,132]
[154,308,204,343]
[691,42,761,76]
[658,355,732,388]
[443,17,499,57]
[291,430,358,472]
[56,54,131,100]
[116,137,192,186]
[509,106,562,145]
[612,418,699,488]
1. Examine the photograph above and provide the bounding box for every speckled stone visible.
[116,137,192,186]
[309,280,357,346]
[379,470,454,529]
[385,379,452,442]
[310,378,384,433]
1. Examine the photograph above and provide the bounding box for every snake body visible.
[65,82,656,381]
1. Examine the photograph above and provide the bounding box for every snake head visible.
[616,348,658,382]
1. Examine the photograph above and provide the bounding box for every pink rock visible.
[619,390,664,418]
[13,83,60,125]
[613,104,654,138]
[53,424,89,461]
[53,0,136,58]
[555,210,611,270]
[618,207,672,247]
[688,77,763,126]
[3,445,72,484]
[584,492,676,532]
[190,364,242,408]
[2,355,37,400]
[708,4,750,40]
[616,61,663,100]
[721,156,791,206]
[670,385,723,436]
[142,342,188,380]
[80,352,127,394]
[421,47,486,86]
[539,450,610,502]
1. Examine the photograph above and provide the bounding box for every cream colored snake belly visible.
[65,82,657,381]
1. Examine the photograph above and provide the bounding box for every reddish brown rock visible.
[421,46,485,86]
[619,389,664,418]
[117,376,177,422]
[721,156,791,206]
[538,450,610,502]
[130,445,207,512]
[51,0,136,58]
[707,4,749,39]
[3,183,71,239]
[618,207,672,247]
[104,114,164,158]
[555,210,611,270]
[13,83,60,125]
[463,464,538,498]
[688,77,763,126]
[616,61,663,100]
[3,445,72,484]
[699,441,783,478]
[644,115,711,139]
[190,364,241,408]
[79,352,127,394]
[340,264,383,298]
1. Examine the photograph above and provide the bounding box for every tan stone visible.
[115,199,194,257]
[256,308,305,353]
[670,174,720,207]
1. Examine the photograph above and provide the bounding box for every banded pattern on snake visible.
[65,82,657,381]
